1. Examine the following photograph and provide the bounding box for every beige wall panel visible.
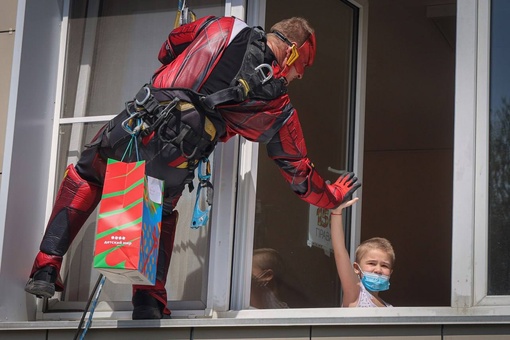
[47,327,191,339]
[0,0,17,30]
[0,329,48,340]
[0,32,15,176]
[194,326,309,340]
[312,325,441,339]
[445,336,510,340]
[444,325,510,340]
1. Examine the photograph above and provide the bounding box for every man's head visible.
[268,17,316,82]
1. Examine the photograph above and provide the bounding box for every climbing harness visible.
[127,84,220,194]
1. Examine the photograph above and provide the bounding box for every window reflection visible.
[250,248,289,309]
[488,0,510,295]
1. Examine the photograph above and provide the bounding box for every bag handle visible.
[121,118,142,162]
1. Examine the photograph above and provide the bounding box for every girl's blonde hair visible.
[355,237,396,267]
[253,248,285,276]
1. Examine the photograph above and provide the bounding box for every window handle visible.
[327,166,347,175]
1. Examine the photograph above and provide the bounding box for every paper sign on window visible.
[307,205,332,256]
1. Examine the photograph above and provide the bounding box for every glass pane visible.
[62,0,225,118]
[252,1,357,308]
[361,1,455,307]
[488,0,510,295]
[54,0,225,311]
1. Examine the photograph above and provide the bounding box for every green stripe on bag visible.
[95,217,143,240]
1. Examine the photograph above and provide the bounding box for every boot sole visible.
[25,279,55,299]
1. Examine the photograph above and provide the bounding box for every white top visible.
[356,284,392,307]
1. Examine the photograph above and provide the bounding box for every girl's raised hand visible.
[333,197,359,214]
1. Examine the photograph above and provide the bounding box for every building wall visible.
[2,323,510,339]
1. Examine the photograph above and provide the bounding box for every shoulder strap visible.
[201,27,287,110]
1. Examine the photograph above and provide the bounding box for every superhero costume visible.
[25,16,360,318]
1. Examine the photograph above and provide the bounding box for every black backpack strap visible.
[201,27,287,110]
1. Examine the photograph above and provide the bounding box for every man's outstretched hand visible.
[328,172,361,205]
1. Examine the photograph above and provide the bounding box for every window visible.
[48,0,225,316]
[245,0,457,310]
[250,0,359,309]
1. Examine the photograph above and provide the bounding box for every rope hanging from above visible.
[174,0,196,28]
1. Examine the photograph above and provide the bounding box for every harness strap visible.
[201,82,247,110]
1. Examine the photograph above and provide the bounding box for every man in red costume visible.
[25,16,361,319]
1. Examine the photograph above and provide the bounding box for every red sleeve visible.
[266,111,310,192]
[266,111,340,208]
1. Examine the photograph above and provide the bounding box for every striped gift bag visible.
[93,159,163,285]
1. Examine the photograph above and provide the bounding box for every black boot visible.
[132,290,164,320]
[25,266,58,299]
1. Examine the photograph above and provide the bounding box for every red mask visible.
[272,30,316,78]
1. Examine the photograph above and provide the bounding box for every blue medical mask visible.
[359,269,390,292]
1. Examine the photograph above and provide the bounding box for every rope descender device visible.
[191,158,213,229]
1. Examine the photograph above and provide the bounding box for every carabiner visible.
[121,111,143,136]
[254,63,273,84]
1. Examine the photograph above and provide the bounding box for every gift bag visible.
[93,159,164,285]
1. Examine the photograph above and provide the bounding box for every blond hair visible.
[270,17,314,46]
[253,248,286,278]
[355,237,396,268]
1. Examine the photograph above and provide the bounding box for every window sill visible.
[7,306,510,329]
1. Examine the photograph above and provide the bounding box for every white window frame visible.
[450,0,480,310]
[472,0,510,307]
[200,0,248,315]
[473,0,493,306]
[451,0,510,309]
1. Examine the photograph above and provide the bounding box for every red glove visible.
[328,172,361,205]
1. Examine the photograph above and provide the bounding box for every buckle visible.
[135,86,151,106]
[254,63,273,84]
[181,142,198,160]
[160,97,179,116]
